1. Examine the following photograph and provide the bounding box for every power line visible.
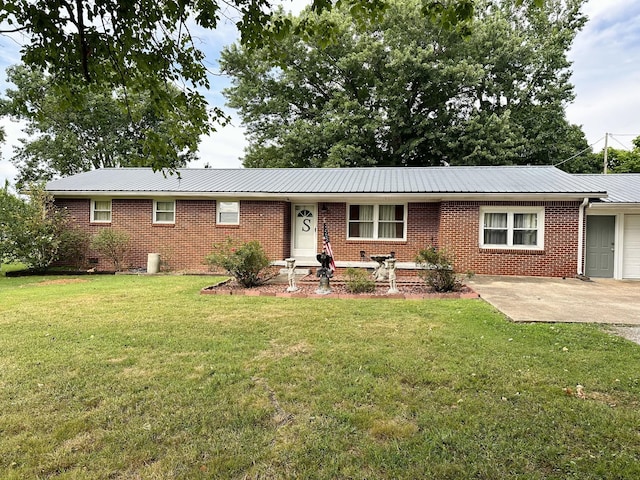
[610,135,630,150]
[554,132,640,168]
[553,136,604,167]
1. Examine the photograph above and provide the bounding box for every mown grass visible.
[1,274,639,479]
[1,263,28,275]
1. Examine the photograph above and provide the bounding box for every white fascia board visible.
[587,203,640,212]
[49,191,607,202]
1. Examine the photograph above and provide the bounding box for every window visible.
[480,207,544,249]
[91,199,112,223]
[154,200,175,224]
[349,205,374,238]
[348,204,406,240]
[217,201,239,225]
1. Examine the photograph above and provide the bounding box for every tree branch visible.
[75,0,91,82]
[0,25,30,33]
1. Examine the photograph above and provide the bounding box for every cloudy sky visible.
[1,0,639,185]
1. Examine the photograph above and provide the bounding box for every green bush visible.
[90,229,131,271]
[205,238,271,288]
[0,182,69,271]
[344,267,376,294]
[415,246,461,292]
[57,227,91,269]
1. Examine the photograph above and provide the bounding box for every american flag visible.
[322,222,336,271]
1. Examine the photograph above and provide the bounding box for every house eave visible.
[587,202,640,211]
[49,191,607,202]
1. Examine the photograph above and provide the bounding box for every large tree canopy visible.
[0,0,543,172]
[0,65,200,187]
[222,0,592,169]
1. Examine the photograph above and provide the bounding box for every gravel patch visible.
[609,326,640,345]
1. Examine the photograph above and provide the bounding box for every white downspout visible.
[577,197,589,276]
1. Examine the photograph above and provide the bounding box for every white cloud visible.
[0,161,17,186]
[193,119,246,169]
[581,0,638,26]
[277,0,311,15]
[566,0,640,151]
[0,118,25,185]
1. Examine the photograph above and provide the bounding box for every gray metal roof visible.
[576,174,640,204]
[46,166,605,198]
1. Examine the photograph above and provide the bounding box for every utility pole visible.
[603,132,608,174]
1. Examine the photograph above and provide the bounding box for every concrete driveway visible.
[468,275,640,324]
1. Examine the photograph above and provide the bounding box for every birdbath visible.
[370,254,392,281]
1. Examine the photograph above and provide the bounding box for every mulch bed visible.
[201,275,479,300]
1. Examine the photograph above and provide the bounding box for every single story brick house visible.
[45,166,640,279]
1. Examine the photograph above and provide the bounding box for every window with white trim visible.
[217,201,239,225]
[154,200,175,224]
[480,207,544,249]
[91,199,112,223]
[347,204,406,240]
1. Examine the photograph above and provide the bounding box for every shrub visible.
[158,246,175,272]
[205,238,271,288]
[90,229,131,271]
[57,227,91,269]
[0,182,69,271]
[344,267,376,293]
[415,246,462,292]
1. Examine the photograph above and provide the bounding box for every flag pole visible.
[322,222,336,272]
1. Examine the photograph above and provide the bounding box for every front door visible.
[586,215,615,278]
[292,204,317,258]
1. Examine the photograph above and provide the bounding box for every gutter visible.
[577,197,590,276]
[583,202,640,211]
[46,191,607,202]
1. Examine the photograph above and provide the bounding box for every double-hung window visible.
[154,200,175,224]
[348,204,406,240]
[217,201,239,225]
[91,199,112,223]
[480,207,544,249]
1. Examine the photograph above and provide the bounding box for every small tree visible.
[0,182,68,270]
[90,229,131,271]
[205,238,271,288]
[415,246,462,293]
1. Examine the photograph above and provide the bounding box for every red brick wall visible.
[56,198,580,277]
[55,198,290,272]
[317,202,440,263]
[438,201,580,277]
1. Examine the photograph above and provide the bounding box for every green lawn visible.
[1,263,28,275]
[1,275,639,479]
